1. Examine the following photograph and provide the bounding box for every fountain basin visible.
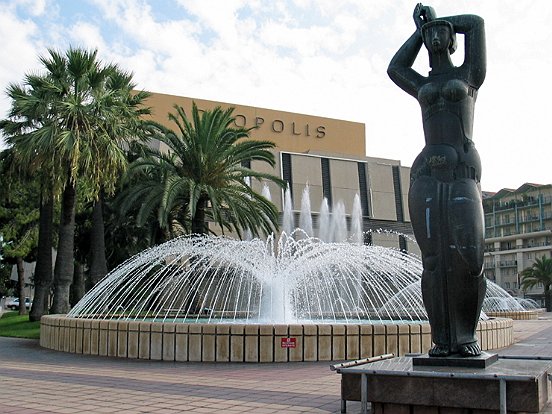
[485,310,543,320]
[40,315,513,362]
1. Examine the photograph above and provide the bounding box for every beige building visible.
[483,183,552,303]
[145,92,416,252]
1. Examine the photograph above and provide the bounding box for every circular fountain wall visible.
[40,186,520,361]
[40,233,515,362]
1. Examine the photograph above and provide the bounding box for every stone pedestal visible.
[339,356,552,413]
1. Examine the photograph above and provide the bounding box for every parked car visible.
[6,297,32,310]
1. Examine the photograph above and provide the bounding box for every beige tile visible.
[288,334,303,362]
[245,334,259,362]
[216,332,230,362]
[162,330,175,361]
[90,321,100,355]
[358,324,373,358]
[373,324,386,356]
[410,324,422,354]
[118,323,128,358]
[346,325,359,360]
[332,325,346,360]
[82,324,91,355]
[203,333,216,362]
[397,324,410,356]
[230,333,244,362]
[421,323,432,354]
[303,325,318,362]
[175,332,188,362]
[259,334,274,362]
[68,319,77,353]
[318,325,332,361]
[75,322,83,354]
[108,321,118,357]
[386,324,398,355]
[150,331,163,360]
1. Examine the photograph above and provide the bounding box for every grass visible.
[0,311,41,339]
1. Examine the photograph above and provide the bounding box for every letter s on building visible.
[316,126,326,138]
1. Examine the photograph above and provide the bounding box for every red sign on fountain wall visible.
[281,337,297,348]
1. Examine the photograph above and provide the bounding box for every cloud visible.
[1,0,551,191]
[70,21,107,51]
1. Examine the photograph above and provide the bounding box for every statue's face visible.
[424,25,451,53]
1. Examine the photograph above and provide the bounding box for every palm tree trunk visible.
[89,193,108,286]
[545,285,551,312]
[51,178,77,314]
[16,257,27,315]
[191,197,208,235]
[70,261,85,307]
[29,194,54,321]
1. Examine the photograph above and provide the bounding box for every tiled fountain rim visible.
[40,315,514,363]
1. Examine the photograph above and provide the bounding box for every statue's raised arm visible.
[439,13,486,88]
[387,4,486,96]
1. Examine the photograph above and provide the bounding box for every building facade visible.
[483,183,552,303]
[145,92,417,252]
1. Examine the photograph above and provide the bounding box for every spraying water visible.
[299,185,314,238]
[68,184,531,324]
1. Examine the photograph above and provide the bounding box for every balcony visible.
[521,241,552,249]
[498,260,517,268]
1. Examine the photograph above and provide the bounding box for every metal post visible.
[361,373,368,414]
[499,378,507,414]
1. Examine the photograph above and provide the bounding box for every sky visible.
[0,0,550,192]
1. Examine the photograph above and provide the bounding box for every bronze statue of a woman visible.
[388,4,487,357]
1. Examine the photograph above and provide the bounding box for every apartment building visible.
[483,183,552,303]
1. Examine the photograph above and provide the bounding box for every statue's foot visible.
[459,342,481,357]
[428,344,450,357]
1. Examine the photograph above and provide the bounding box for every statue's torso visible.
[418,76,477,146]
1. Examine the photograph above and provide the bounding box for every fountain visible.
[40,185,519,362]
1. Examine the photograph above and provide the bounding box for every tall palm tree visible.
[87,68,151,287]
[1,48,150,313]
[127,102,284,238]
[1,73,60,320]
[520,255,552,311]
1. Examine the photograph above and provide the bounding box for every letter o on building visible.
[272,119,284,133]
[234,114,246,128]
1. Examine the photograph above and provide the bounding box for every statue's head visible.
[422,20,457,55]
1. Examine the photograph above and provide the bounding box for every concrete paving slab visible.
[0,313,551,413]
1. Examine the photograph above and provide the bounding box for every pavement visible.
[0,313,551,414]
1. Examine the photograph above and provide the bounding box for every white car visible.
[6,297,32,310]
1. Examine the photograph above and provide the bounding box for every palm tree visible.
[1,74,59,320]
[86,68,151,287]
[520,255,552,311]
[1,48,150,313]
[0,150,40,315]
[116,149,190,241]
[126,102,284,238]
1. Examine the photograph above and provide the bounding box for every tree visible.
[1,72,58,321]
[124,103,284,238]
[1,48,151,313]
[0,150,40,315]
[520,255,552,311]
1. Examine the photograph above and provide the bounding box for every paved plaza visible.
[0,314,551,413]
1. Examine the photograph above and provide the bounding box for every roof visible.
[483,183,551,201]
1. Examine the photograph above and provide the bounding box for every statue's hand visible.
[421,6,436,23]
[413,3,424,31]
[413,4,437,31]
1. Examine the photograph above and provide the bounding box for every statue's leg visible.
[409,177,450,356]
[448,179,486,356]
